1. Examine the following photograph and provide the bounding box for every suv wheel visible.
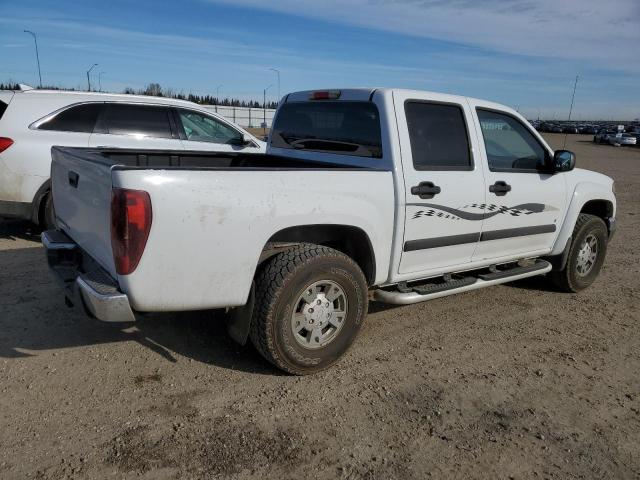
[250,244,368,375]
[40,192,57,231]
[549,214,608,293]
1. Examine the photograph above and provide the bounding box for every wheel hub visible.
[576,234,598,277]
[291,280,347,349]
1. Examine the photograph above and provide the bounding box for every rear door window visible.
[38,103,103,133]
[104,104,173,138]
[405,101,472,170]
[0,101,7,121]
[271,101,382,158]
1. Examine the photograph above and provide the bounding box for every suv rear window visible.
[104,104,173,138]
[0,101,7,121]
[271,101,382,158]
[39,103,103,133]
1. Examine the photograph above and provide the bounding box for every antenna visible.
[563,75,579,149]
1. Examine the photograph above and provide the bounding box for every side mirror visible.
[552,149,576,173]
[230,133,254,147]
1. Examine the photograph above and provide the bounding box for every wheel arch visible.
[550,181,615,257]
[261,224,377,286]
[580,199,614,231]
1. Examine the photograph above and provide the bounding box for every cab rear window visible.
[271,101,382,158]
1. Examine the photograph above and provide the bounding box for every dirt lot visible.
[0,134,638,479]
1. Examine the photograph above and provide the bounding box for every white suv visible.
[0,87,265,228]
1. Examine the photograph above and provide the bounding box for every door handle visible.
[411,181,441,199]
[68,171,79,188]
[489,180,511,196]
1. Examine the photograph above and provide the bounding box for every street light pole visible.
[86,63,98,92]
[23,30,42,88]
[269,68,280,103]
[263,84,273,135]
[98,71,106,92]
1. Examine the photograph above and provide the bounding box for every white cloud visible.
[207,0,640,72]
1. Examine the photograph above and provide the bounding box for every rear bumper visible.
[42,230,136,323]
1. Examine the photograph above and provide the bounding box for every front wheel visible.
[549,214,608,293]
[250,244,368,375]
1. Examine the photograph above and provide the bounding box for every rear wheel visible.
[249,244,368,375]
[40,192,56,231]
[549,214,608,292]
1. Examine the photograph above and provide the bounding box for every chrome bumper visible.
[41,230,136,323]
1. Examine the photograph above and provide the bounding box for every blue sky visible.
[1,0,638,119]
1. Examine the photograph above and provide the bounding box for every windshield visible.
[271,101,382,158]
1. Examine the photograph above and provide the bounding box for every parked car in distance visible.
[594,130,615,144]
[44,88,616,374]
[0,86,265,229]
[608,133,637,146]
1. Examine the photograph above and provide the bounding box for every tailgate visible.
[51,146,117,277]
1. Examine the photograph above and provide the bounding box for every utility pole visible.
[263,84,273,135]
[23,30,42,88]
[269,68,280,103]
[98,71,106,92]
[563,75,579,148]
[86,63,98,92]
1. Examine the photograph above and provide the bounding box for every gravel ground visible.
[0,134,638,479]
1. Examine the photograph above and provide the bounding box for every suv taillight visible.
[111,188,152,275]
[0,137,13,153]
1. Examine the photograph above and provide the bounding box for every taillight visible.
[0,137,13,153]
[310,90,341,100]
[111,188,152,275]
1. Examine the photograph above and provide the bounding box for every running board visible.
[373,260,552,305]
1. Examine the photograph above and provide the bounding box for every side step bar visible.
[373,260,552,306]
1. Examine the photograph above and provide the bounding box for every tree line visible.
[0,82,278,109]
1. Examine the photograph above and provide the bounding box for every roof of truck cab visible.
[284,88,515,113]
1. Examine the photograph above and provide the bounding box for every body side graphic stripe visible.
[406,203,547,221]
[404,233,481,251]
[403,224,557,252]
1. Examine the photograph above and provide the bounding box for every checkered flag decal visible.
[412,209,461,220]
[465,203,537,217]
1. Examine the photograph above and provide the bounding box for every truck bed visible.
[51,146,395,312]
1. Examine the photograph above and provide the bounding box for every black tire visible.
[40,192,57,231]
[249,243,368,375]
[549,214,608,293]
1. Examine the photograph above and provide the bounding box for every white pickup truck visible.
[43,88,616,374]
